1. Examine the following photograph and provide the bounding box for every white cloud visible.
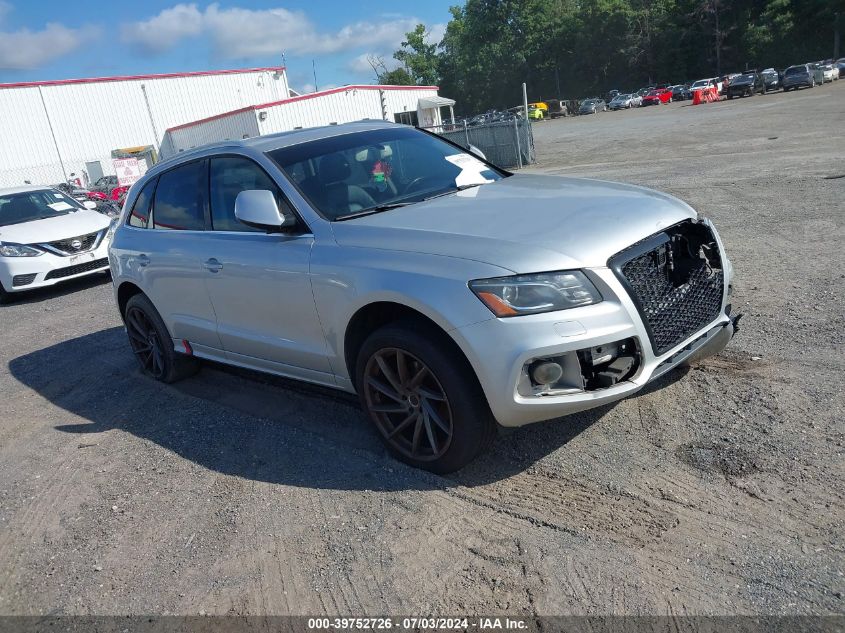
[121,3,424,59]
[119,4,205,54]
[0,20,99,70]
[427,23,447,46]
[346,53,401,76]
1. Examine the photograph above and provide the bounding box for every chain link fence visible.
[421,118,536,169]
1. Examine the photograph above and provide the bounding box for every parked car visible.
[820,64,838,82]
[726,71,765,98]
[782,64,816,91]
[543,99,570,118]
[578,98,607,114]
[836,59,845,76]
[0,186,111,302]
[608,93,641,110]
[527,105,545,120]
[671,84,691,101]
[108,120,737,473]
[689,78,718,94]
[760,68,781,92]
[605,89,620,103]
[91,175,119,193]
[641,88,672,105]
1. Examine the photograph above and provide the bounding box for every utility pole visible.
[835,13,841,60]
[312,59,319,92]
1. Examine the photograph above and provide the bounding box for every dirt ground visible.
[1,82,843,618]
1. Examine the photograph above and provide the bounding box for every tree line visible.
[373,0,843,114]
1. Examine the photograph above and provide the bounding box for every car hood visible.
[331,174,697,273]
[0,209,110,245]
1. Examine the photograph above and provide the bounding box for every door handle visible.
[203,258,223,273]
[137,254,150,267]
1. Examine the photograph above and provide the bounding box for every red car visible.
[641,88,673,106]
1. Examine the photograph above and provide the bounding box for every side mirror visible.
[83,201,97,210]
[468,145,487,161]
[234,190,296,232]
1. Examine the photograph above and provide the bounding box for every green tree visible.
[392,24,440,86]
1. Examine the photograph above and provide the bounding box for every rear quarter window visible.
[127,179,156,228]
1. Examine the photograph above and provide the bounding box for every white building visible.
[0,65,455,187]
[0,66,289,188]
[160,85,454,158]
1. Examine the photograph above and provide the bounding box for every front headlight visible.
[0,243,43,257]
[469,270,602,317]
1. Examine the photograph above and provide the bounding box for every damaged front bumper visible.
[451,218,739,428]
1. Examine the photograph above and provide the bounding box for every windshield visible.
[785,66,806,75]
[0,189,83,227]
[691,80,709,88]
[267,127,505,221]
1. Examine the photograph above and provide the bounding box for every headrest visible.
[319,154,351,183]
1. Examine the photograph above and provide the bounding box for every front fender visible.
[309,244,508,382]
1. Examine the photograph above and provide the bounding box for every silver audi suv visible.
[109,121,738,473]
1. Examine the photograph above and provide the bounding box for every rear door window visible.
[152,160,208,231]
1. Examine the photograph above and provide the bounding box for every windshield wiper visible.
[422,183,484,201]
[334,202,413,221]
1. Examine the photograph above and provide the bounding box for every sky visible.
[0,0,454,91]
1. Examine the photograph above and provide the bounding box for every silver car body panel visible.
[110,122,734,427]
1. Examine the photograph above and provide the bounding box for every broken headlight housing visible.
[469,270,602,317]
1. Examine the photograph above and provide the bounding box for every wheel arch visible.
[343,300,479,392]
[116,280,144,319]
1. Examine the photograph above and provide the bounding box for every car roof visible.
[154,119,401,173]
[0,185,54,196]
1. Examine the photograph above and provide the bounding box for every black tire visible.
[124,293,199,383]
[0,281,11,305]
[355,321,496,474]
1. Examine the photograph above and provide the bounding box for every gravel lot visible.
[1,82,843,617]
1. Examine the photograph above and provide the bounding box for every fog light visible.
[531,361,563,385]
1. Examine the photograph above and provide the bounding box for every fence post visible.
[463,120,469,148]
[514,117,523,169]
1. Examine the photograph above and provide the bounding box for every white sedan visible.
[821,64,838,82]
[0,186,112,302]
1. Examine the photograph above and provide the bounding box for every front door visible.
[201,155,332,377]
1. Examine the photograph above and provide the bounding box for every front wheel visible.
[124,294,199,383]
[0,282,11,305]
[356,323,496,473]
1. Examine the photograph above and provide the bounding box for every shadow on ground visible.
[8,327,685,491]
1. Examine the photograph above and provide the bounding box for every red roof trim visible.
[165,84,440,134]
[0,66,286,90]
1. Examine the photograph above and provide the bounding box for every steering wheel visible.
[403,176,441,195]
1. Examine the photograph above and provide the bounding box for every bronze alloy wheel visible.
[125,305,166,379]
[363,347,454,461]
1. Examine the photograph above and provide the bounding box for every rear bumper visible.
[0,240,110,293]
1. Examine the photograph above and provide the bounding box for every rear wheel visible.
[356,323,496,473]
[124,294,199,383]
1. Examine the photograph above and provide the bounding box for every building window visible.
[394,111,418,126]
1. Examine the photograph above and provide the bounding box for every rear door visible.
[141,159,223,353]
[201,155,332,379]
